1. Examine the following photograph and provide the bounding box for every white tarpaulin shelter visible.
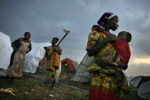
[0,32,12,70]
[0,32,13,76]
[138,81,150,100]
[129,76,143,88]
[129,76,150,100]
[71,53,94,83]
[24,42,50,73]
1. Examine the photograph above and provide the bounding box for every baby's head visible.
[118,31,132,43]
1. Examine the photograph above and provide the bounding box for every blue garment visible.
[97,12,116,29]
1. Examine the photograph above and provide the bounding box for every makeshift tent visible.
[129,76,150,100]
[24,42,51,73]
[0,32,13,76]
[138,80,150,100]
[129,76,150,88]
[71,53,94,83]
[61,58,79,72]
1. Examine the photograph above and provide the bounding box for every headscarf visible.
[97,12,117,29]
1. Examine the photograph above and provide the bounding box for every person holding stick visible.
[44,37,62,88]
[44,29,69,88]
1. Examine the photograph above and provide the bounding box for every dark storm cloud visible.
[0,0,95,61]
[0,0,150,62]
[137,39,150,55]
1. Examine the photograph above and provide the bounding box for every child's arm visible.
[113,53,120,63]
[109,53,128,70]
[108,53,120,67]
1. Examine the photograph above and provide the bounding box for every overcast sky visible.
[0,0,150,76]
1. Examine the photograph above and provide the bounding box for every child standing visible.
[7,32,32,78]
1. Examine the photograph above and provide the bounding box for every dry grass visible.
[0,72,89,100]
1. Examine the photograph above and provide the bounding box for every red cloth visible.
[95,26,131,64]
[89,88,119,100]
[112,39,131,64]
[61,58,75,71]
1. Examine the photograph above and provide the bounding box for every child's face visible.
[52,39,58,45]
[25,33,31,40]
[118,33,127,41]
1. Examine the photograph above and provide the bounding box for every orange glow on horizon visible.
[132,58,150,64]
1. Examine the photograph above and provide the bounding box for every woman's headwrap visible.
[97,12,116,29]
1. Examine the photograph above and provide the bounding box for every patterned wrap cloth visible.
[44,46,61,86]
[46,46,61,71]
[87,29,128,100]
